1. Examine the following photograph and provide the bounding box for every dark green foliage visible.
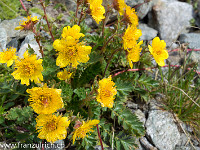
[59,81,73,103]
[115,78,134,97]
[111,103,145,137]
[6,106,33,124]
[72,61,103,88]
[133,73,159,101]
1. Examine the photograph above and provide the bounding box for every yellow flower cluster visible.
[15,15,39,30]
[113,0,126,15]
[57,69,72,81]
[27,83,70,143]
[87,0,105,24]
[12,51,43,86]
[53,25,92,68]
[36,114,70,143]
[0,47,18,67]
[73,120,100,144]
[27,84,64,114]
[148,37,169,66]
[125,5,139,27]
[96,76,117,108]
[123,26,143,68]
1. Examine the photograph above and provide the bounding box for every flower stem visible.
[96,124,104,150]
[78,7,84,26]
[19,0,29,15]
[32,28,44,57]
[168,48,200,53]
[158,66,164,82]
[39,0,55,41]
[103,48,121,77]
[112,65,200,77]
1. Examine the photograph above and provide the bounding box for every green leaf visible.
[115,78,134,98]
[0,115,5,124]
[112,103,145,137]
[74,88,91,100]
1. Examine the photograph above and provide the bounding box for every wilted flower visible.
[148,37,169,66]
[15,15,39,30]
[113,0,126,15]
[11,51,43,86]
[96,76,117,108]
[36,114,70,143]
[72,119,100,144]
[27,84,64,114]
[0,47,18,67]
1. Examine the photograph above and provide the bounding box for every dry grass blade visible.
[169,85,200,108]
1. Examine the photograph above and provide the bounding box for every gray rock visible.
[127,101,138,109]
[65,0,77,12]
[145,108,180,150]
[177,133,189,146]
[179,33,200,49]
[135,109,146,126]
[21,34,38,46]
[138,23,158,41]
[148,0,193,46]
[139,137,158,150]
[125,0,153,19]
[0,17,30,43]
[175,146,200,150]
[0,27,7,51]
[6,38,19,49]
[18,34,42,58]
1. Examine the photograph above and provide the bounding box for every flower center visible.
[46,120,57,131]
[102,89,112,98]
[39,95,49,106]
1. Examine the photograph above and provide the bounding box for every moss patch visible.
[0,0,22,20]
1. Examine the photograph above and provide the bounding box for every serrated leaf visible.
[115,78,134,98]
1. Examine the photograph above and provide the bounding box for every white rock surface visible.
[149,0,193,46]
[146,105,180,150]
[0,27,7,52]
[18,34,42,58]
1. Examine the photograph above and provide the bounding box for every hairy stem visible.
[39,0,55,41]
[103,48,121,77]
[96,124,104,150]
[112,65,200,77]
[19,0,28,15]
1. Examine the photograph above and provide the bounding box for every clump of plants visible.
[0,0,199,149]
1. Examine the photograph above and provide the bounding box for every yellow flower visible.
[113,0,126,15]
[72,119,100,144]
[62,25,85,40]
[127,41,143,68]
[125,6,139,27]
[53,26,92,68]
[27,84,64,114]
[88,0,105,24]
[0,47,18,67]
[96,76,117,108]
[36,114,70,143]
[148,37,169,66]
[11,51,43,86]
[123,25,142,50]
[15,15,39,30]
[57,69,72,80]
